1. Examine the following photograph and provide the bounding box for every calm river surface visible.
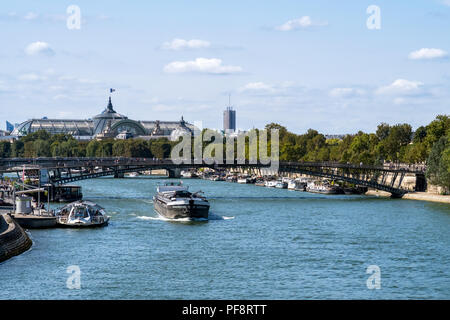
[1,177,449,299]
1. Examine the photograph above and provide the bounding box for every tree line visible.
[0,131,175,159]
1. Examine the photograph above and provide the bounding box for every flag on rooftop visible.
[6,121,14,132]
[110,88,116,93]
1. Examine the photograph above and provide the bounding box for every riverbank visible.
[366,190,450,204]
[0,214,32,263]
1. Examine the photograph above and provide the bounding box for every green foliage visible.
[21,130,51,143]
[150,138,172,158]
[11,140,24,157]
[86,140,101,157]
[403,142,427,163]
[424,115,450,150]
[426,134,450,191]
[376,123,390,140]
[0,141,11,158]
[128,139,152,158]
[413,126,427,143]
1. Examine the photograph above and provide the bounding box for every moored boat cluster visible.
[181,169,368,195]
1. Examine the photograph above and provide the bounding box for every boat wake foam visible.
[136,212,234,222]
[209,212,235,220]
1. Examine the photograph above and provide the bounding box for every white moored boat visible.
[275,180,288,189]
[287,179,296,190]
[56,201,110,228]
[306,181,338,194]
[181,170,193,178]
[237,176,250,184]
[288,179,307,191]
[127,172,139,177]
[265,180,277,188]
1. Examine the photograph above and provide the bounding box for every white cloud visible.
[408,48,448,60]
[18,73,47,81]
[329,87,365,98]
[394,97,406,105]
[57,75,99,84]
[53,94,69,101]
[48,85,64,91]
[238,81,300,96]
[25,41,54,56]
[376,79,424,95]
[162,38,211,50]
[78,78,100,84]
[24,12,38,20]
[164,58,242,74]
[275,16,327,31]
[239,82,275,93]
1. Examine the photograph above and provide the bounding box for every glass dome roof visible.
[93,97,127,135]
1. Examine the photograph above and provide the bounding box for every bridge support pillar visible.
[114,171,124,179]
[167,168,181,178]
[415,173,427,192]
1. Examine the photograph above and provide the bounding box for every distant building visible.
[223,129,247,138]
[324,134,346,140]
[223,106,236,133]
[11,95,194,141]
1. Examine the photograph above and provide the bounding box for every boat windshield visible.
[73,206,89,218]
[174,190,191,197]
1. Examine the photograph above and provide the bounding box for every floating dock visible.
[11,213,57,229]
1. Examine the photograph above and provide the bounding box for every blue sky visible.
[0,0,449,134]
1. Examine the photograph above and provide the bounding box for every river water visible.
[1,176,449,299]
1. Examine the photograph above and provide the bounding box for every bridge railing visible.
[0,157,427,174]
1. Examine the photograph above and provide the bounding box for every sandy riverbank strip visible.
[366,190,450,204]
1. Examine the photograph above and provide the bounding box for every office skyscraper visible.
[223,95,236,132]
[223,107,236,132]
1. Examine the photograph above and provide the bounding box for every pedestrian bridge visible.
[0,157,427,197]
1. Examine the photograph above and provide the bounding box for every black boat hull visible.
[153,198,209,220]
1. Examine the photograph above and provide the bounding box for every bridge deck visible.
[0,157,425,197]
[0,157,426,174]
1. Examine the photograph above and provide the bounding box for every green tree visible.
[86,140,101,157]
[33,139,51,157]
[21,130,51,143]
[11,140,24,157]
[112,140,130,157]
[424,115,450,151]
[413,126,427,143]
[402,142,427,163]
[376,123,390,140]
[383,124,412,161]
[0,141,11,158]
[128,139,152,157]
[426,135,450,192]
[96,140,114,157]
[150,138,171,158]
